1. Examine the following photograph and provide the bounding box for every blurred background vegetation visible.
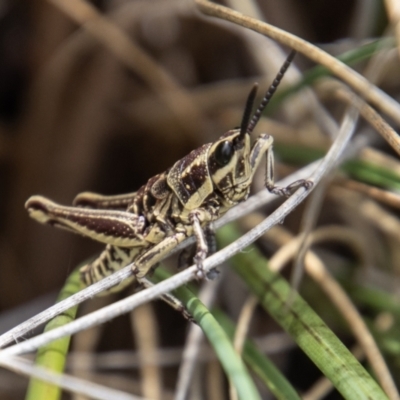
[0,1,400,399]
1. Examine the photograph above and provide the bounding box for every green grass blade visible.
[217,224,389,400]
[343,280,400,318]
[25,267,82,400]
[343,160,400,190]
[214,309,301,400]
[154,268,300,399]
[154,268,261,400]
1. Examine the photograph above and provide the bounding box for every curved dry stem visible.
[340,179,400,210]
[318,79,400,156]
[195,0,400,125]
[233,295,258,355]
[358,197,400,242]
[384,0,400,59]
[290,25,396,304]
[290,176,332,299]
[268,226,399,400]
[269,226,366,271]
[226,0,338,137]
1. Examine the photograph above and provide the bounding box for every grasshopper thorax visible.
[166,128,253,210]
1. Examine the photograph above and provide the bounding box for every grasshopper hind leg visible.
[189,212,209,280]
[80,245,140,295]
[25,196,146,247]
[139,277,194,321]
[73,191,138,210]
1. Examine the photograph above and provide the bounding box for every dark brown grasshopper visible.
[25,50,311,293]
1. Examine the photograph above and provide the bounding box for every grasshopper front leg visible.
[189,211,209,279]
[132,231,187,278]
[264,145,312,196]
[132,209,214,280]
[178,224,217,276]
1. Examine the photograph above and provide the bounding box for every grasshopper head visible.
[208,82,258,203]
[208,128,253,204]
[209,50,296,205]
[208,126,274,205]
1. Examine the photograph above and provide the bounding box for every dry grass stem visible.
[359,198,400,241]
[196,0,400,124]
[66,332,289,373]
[233,295,258,356]
[226,0,338,136]
[340,179,400,209]
[384,0,400,59]
[130,303,162,400]
[290,176,331,299]
[318,80,400,156]
[207,360,225,400]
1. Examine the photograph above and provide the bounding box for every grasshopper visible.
[25,50,311,294]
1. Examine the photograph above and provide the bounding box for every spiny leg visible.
[133,204,217,280]
[133,232,187,278]
[139,277,194,321]
[177,225,216,268]
[177,223,214,270]
[177,224,218,279]
[264,146,313,197]
[203,224,220,280]
[189,211,209,280]
[25,195,146,247]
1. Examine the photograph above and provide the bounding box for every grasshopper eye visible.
[215,141,234,166]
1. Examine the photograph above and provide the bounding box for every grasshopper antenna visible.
[239,83,258,140]
[247,50,296,134]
